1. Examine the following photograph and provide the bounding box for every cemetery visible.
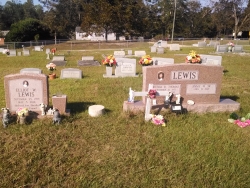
[1,41,250,187]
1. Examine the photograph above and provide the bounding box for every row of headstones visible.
[20,68,83,79]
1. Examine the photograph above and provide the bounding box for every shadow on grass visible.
[67,101,96,114]
[220,95,239,101]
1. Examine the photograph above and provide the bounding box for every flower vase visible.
[49,73,56,80]
[106,66,113,76]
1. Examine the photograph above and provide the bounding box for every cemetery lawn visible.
[1,42,250,187]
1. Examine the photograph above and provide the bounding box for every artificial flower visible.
[147,89,157,99]
[139,55,153,66]
[46,63,56,74]
[102,55,117,67]
[150,114,166,126]
[185,50,201,64]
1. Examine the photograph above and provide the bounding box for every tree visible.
[5,18,51,42]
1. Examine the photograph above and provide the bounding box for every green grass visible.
[1,42,250,187]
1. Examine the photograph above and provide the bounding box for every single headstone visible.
[151,46,157,53]
[152,57,174,66]
[46,48,50,54]
[198,41,207,47]
[160,41,168,48]
[9,50,16,56]
[0,48,4,53]
[114,51,125,57]
[134,51,146,56]
[88,105,105,117]
[123,64,240,113]
[216,45,228,53]
[208,41,220,49]
[4,73,49,115]
[23,49,30,56]
[169,44,180,51]
[34,46,43,51]
[52,95,68,114]
[127,50,132,55]
[50,56,67,66]
[77,56,100,66]
[200,54,222,66]
[17,52,21,56]
[114,58,138,77]
[233,45,243,53]
[60,68,82,79]
[157,47,164,54]
[20,68,42,74]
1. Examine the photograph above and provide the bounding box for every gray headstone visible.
[77,60,100,66]
[60,68,82,79]
[46,48,50,54]
[18,52,21,56]
[127,50,132,55]
[0,48,4,53]
[198,41,207,47]
[151,46,157,53]
[34,46,43,51]
[20,68,42,74]
[200,54,222,66]
[4,73,49,114]
[114,58,138,77]
[23,49,30,56]
[114,51,125,57]
[169,44,180,51]
[152,57,174,66]
[216,45,228,53]
[157,47,164,54]
[134,51,146,56]
[233,45,243,53]
[9,50,17,56]
[51,56,67,66]
[81,56,94,60]
[160,41,168,48]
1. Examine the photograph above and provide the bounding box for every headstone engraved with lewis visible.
[123,64,240,113]
[4,73,49,115]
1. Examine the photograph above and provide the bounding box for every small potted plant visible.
[102,55,117,76]
[149,114,166,126]
[16,107,29,124]
[46,62,56,79]
[227,41,234,52]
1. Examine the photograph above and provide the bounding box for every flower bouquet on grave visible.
[227,41,234,52]
[149,114,166,126]
[51,48,56,55]
[228,112,250,128]
[46,62,56,79]
[3,49,10,55]
[102,55,117,67]
[185,50,201,64]
[139,55,153,66]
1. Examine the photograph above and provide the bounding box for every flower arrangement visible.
[3,49,10,55]
[46,63,56,74]
[51,48,56,54]
[227,41,235,47]
[147,89,157,99]
[102,55,117,67]
[185,50,201,64]
[16,107,29,116]
[139,55,153,66]
[150,114,166,126]
[228,112,250,128]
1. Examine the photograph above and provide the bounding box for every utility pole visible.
[171,0,177,43]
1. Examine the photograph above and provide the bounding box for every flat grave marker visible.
[20,68,42,74]
[77,56,100,66]
[60,68,82,79]
[152,57,174,66]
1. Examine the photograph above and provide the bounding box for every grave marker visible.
[23,49,30,56]
[151,46,157,53]
[9,50,16,56]
[60,68,82,79]
[114,51,125,57]
[77,56,100,66]
[200,54,222,66]
[50,56,67,66]
[20,68,42,74]
[34,46,43,51]
[4,73,49,115]
[157,47,164,54]
[152,57,174,65]
[114,58,138,77]
[216,45,228,53]
[169,44,180,51]
[134,51,146,56]
[233,45,243,53]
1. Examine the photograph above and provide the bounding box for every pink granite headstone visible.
[4,73,49,114]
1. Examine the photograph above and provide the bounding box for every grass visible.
[1,41,250,187]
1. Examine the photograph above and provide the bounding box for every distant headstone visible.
[77,56,100,66]
[9,50,16,56]
[134,51,146,56]
[4,73,49,115]
[157,47,164,54]
[160,41,168,48]
[169,44,180,51]
[17,52,21,56]
[216,45,228,53]
[151,46,157,53]
[152,57,174,66]
[23,49,30,56]
[233,45,243,53]
[200,54,222,66]
[46,48,50,54]
[60,68,82,79]
[20,68,42,74]
[50,56,67,66]
[127,50,132,55]
[114,58,138,77]
[208,41,220,49]
[114,51,125,57]
[0,48,4,53]
[34,46,43,51]
[198,41,207,47]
